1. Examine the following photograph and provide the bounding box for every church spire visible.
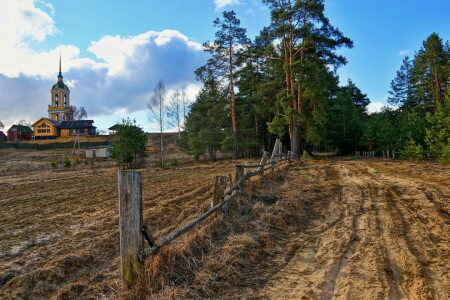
[58,52,63,80]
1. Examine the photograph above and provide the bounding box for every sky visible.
[0,0,449,133]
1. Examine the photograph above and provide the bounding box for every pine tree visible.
[411,33,449,112]
[388,56,413,109]
[262,0,353,157]
[196,10,250,159]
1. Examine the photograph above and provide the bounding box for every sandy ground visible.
[246,159,450,300]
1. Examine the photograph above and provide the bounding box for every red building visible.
[0,131,6,141]
[7,125,33,141]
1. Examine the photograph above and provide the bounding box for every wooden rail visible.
[118,138,299,287]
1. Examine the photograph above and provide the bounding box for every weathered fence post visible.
[235,165,244,183]
[212,176,226,209]
[118,170,144,288]
[257,151,270,172]
[270,138,281,161]
[387,150,390,159]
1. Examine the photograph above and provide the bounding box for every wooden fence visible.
[117,139,298,287]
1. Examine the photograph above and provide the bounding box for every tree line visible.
[177,1,449,162]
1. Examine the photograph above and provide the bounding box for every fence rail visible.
[117,138,299,287]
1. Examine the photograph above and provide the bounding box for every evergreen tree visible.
[411,33,449,112]
[388,56,413,109]
[180,78,228,161]
[196,10,250,159]
[425,89,450,160]
[262,0,353,157]
[109,118,148,169]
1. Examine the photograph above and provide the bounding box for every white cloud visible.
[214,0,241,10]
[399,49,410,56]
[245,8,255,15]
[0,1,207,132]
[367,102,386,114]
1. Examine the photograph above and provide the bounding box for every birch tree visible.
[148,80,167,166]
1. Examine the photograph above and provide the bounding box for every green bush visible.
[402,139,425,159]
[438,145,450,164]
[63,158,72,168]
[301,150,311,160]
[50,161,58,168]
[169,159,179,167]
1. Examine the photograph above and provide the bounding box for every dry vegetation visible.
[1,148,449,300]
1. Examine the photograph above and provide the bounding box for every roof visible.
[32,117,61,127]
[0,131,6,137]
[60,120,96,129]
[8,125,33,133]
[44,118,61,126]
[52,82,69,90]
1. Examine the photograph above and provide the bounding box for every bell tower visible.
[48,54,74,122]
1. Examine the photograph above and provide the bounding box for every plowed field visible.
[0,149,244,299]
[1,149,449,300]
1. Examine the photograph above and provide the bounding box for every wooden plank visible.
[118,170,144,288]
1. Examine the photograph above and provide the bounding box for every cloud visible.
[245,8,255,15]
[367,102,386,114]
[399,49,410,56]
[0,1,207,131]
[214,0,241,10]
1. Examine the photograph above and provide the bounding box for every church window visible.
[55,94,59,106]
[64,94,67,105]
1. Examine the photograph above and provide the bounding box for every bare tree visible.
[17,119,32,127]
[148,80,167,166]
[0,121,4,130]
[181,90,190,130]
[167,90,182,138]
[73,106,88,120]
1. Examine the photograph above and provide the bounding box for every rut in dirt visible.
[251,160,449,300]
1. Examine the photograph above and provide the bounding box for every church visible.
[32,57,96,139]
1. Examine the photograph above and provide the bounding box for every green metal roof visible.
[15,125,33,133]
[52,82,69,90]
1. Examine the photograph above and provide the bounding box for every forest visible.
[178,1,450,163]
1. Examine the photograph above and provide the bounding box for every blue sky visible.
[0,0,449,132]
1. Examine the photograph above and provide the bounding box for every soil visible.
[231,159,450,300]
[1,149,449,300]
[0,148,248,300]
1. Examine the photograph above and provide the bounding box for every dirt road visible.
[253,160,449,300]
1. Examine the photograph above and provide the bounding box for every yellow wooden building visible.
[32,56,96,139]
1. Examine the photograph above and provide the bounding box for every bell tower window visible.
[55,94,59,106]
[64,94,67,106]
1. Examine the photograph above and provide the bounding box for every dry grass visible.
[120,165,316,300]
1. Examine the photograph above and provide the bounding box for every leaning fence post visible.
[270,138,281,161]
[257,151,270,172]
[118,170,144,288]
[212,176,226,209]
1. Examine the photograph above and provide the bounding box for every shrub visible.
[301,150,311,160]
[402,139,425,159]
[154,161,164,168]
[73,158,81,166]
[169,159,179,167]
[63,158,72,168]
[50,161,58,168]
[438,145,450,164]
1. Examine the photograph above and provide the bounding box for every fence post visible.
[257,151,270,172]
[212,176,226,209]
[118,170,144,288]
[270,138,281,161]
[387,150,390,159]
[393,150,395,159]
[235,165,244,183]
